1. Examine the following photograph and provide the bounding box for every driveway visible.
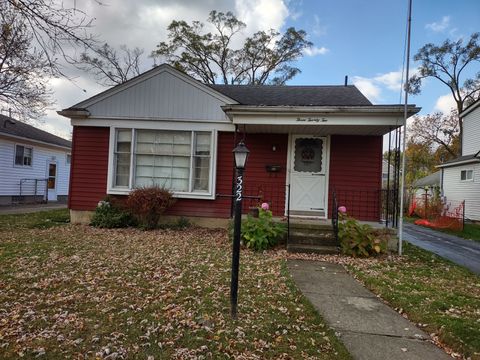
[403,223,480,275]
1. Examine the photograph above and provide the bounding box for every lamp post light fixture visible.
[230,140,249,319]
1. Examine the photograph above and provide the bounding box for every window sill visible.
[107,188,216,200]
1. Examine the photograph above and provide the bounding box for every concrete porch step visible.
[289,232,338,246]
[289,221,333,231]
[287,244,340,254]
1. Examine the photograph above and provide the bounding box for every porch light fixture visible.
[230,140,249,319]
[232,141,249,169]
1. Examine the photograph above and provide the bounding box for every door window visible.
[294,138,323,173]
[48,163,56,189]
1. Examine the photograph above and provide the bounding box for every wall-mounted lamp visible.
[272,145,277,152]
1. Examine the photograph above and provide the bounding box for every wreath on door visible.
[301,147,315,162]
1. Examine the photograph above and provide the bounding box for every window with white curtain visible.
[114,129,132,187]
[113,129,212,195]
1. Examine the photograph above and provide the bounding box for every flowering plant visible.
[337,206,388,257]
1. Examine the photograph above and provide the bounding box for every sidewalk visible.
[0,203,67,215]
[288,260,451,360]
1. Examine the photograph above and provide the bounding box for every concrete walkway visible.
[0,203,67,215]
[403,223,480,275]
[288,260,451,360]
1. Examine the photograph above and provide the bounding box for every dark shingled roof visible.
[208,84,373,106]
[0,114,71,148]
[413,171,441,187]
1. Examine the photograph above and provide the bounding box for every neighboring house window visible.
[460,169,473,181]
[114,129,212,194]
[66,154,72,165]
[14,145,32,166]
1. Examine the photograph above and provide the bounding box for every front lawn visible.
[345,243,480,359]
[0,210,350,359]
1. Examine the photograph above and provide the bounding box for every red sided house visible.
[59,64,419,226]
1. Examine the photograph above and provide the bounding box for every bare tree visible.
[0,3,50,119]
[408,33,480,150]
[152,10,313,85]
[4,0,98,77]
[78,43,145,86]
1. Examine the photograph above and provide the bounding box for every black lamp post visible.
[230,140,249,319]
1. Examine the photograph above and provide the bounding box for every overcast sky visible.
[18,0,480,140]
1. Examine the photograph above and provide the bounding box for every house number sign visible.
[235,175,243,202]
[296,117,328,123]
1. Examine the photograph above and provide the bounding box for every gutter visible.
[436,158,480,168]
[221,105,421,116]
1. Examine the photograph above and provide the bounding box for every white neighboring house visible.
[438,99,480,221]
[0,114,71,205]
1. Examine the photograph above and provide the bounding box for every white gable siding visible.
[442,163,480,221]
[462,106,480,156]
[0,138,70,198]
[86,71,230,122]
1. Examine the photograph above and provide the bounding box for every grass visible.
[438,223,480,243]
[345,242,480,359]
[0,208,70,230]
[0,210,350,359]
[405,216,480,243]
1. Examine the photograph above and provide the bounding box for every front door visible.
[289,135,327,216]
[47,162,57,201]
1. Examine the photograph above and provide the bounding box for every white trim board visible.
[71,118,236,132]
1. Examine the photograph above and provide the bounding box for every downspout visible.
[398,0,413,255]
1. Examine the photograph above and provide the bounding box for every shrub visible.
[90,198,134,228]
[233,207,286,251]
[125,186,176,229]
[338,213,388,257]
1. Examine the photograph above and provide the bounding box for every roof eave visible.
[0,132,71,150]
[57,108,90,119]
[459,99,480,118]
[221,105,421,116]
[436,158,480,168]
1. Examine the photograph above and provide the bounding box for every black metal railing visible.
[331,190,339,243]
[334,188,382,222]
[19,178,48,204]
[241,182,288,217]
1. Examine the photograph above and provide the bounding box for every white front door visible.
[289,135,327,216]
[47,162,57,201]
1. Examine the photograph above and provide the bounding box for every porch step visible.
[287,244,340,255]
[289,231,338,246]
[289,222,333,231]
[287,221,340,253]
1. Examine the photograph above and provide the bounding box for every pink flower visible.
[338,206,347,213]
[261,202,270,211]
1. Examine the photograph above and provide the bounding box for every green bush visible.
[338,215,388,257]
[125,186,176,230]
[90,199,134,228]
[231,208,286,251]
